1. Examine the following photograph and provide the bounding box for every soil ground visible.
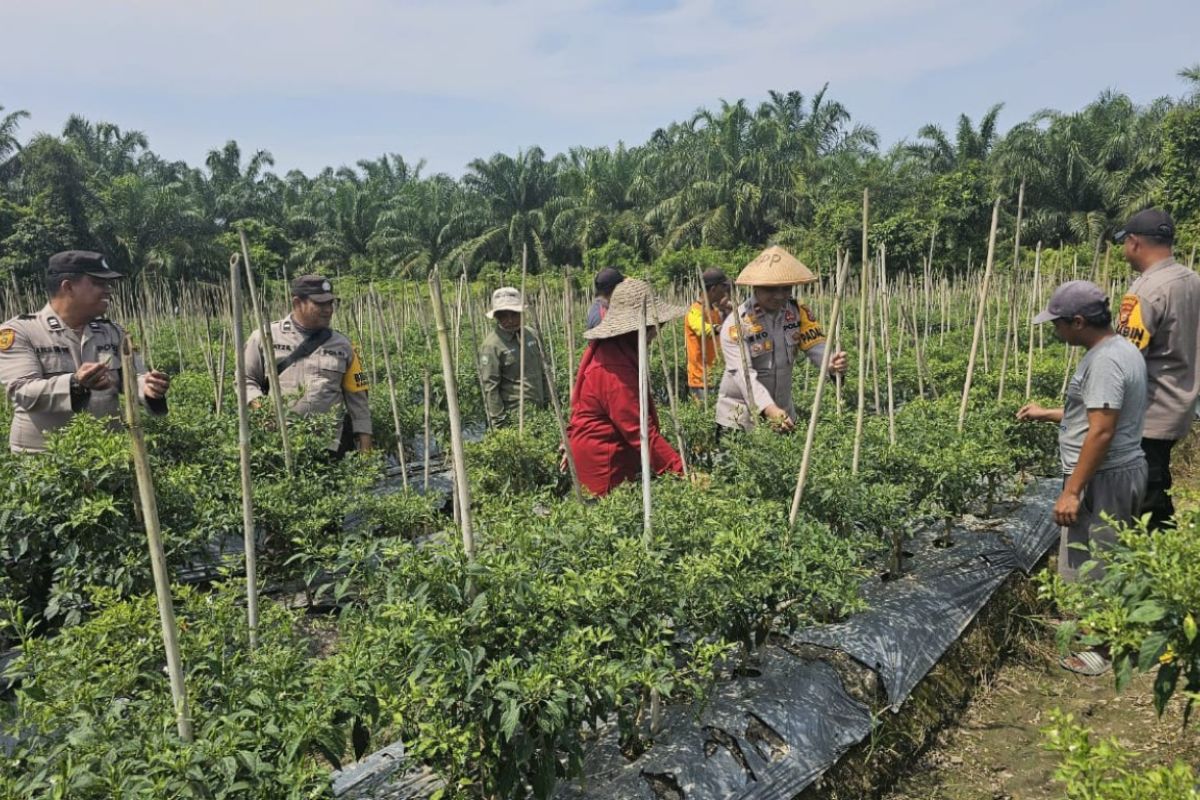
[883,427,1200,800]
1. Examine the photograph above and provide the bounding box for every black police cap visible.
[291,274,336,302]
[1114,208,1175,244]
[47,251,124,279]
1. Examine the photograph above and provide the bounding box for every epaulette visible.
[17,314,35,320]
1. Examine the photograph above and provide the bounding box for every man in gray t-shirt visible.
[1018,281,1148,587]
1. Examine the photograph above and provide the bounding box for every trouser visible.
[1060,459,1147,583]
[1139,438,1176,531]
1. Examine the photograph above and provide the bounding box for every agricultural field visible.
[0,64,1198,800]
[6,233,1192,800]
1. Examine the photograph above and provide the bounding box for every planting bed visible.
[338,479,1058,799]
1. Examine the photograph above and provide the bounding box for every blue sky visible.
[2,0,1197,178]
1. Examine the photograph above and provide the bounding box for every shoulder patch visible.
[17,314,36,320]
[342,347,369,393]
[1115,293,1150,350]
[0,329,14,351]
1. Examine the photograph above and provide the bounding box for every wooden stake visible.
[1024,243,1042,400]
[852,188,870,474]
[789,251,850,525]
[229,257,260,650]
[237,234,293,475]
[518,244,528,436]
[429,266,474,560]
[638,296,653,542]
[958,198,1001,433]
[120,335,192,742]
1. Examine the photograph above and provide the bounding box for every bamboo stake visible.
[463,264,495,432]
[429,266,474,560]
[878,247,896,446]
[1024,243,1043,400]
[372,294,410,487]
[120,335,192,742]
[638,296,653,542]
[851,188,870,474]
[730,284,759,429]
[237,235,293,475]
[998,180,1025,401]
[216,326,228,417]
[422,367,432,492]
[789,251,850,525]
[529,311,583,501]
[958,198,1001,433]
[695,266,712,409]
[518,245,528,436]
[229,257,260,649]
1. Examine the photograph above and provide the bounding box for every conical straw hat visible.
[735,245,817,286]
[584,278,688,340]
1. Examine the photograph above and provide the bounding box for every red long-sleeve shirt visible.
[567,335,684,497]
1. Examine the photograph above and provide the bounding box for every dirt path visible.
[884,428,1200,800]
[882,639,1199,800]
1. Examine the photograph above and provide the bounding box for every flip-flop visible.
[1060,650,1110,676]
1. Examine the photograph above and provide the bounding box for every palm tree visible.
[373,174,472,276]
[906,104,1004,173]
[0,105,30,182]
[204,140,276,226]
[551,143,654,262]
[62,115,148,177]
[458,147,561,271]
[645,99,780,249]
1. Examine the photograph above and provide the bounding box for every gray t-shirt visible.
[1059,334,1147,474]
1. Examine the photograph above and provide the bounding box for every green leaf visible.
[1127,602,1167,624]
[1138,632,1169,672]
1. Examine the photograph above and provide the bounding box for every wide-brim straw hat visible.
[735,245,817,286]
[584,278,688,340]
[486,286,525,319]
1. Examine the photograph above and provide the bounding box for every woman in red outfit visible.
[568,278,687,497]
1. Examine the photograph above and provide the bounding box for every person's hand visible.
[142,369,170,400]
[1017,402,1048,422]
[828,351,849,375]
[249,398,263,410]
[558,443,569,473]
[688,471,711,490]
[75,361,114,391]
[763,404,795,432]
[1053,489,1082,526]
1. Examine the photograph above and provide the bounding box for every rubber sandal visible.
[1060,650,1110,676]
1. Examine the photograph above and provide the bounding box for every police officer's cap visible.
[291,274,336,303]
[47,251,124,279]
[1113,208,1175,244]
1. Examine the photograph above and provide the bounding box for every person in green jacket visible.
[479,287,549,426]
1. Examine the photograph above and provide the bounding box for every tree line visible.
[1,66,1198,283]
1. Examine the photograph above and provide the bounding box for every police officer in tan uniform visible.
[244,274,372,455]
[0,251,170,453]
[1112,208,1200,529]
[717,246,848,432]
